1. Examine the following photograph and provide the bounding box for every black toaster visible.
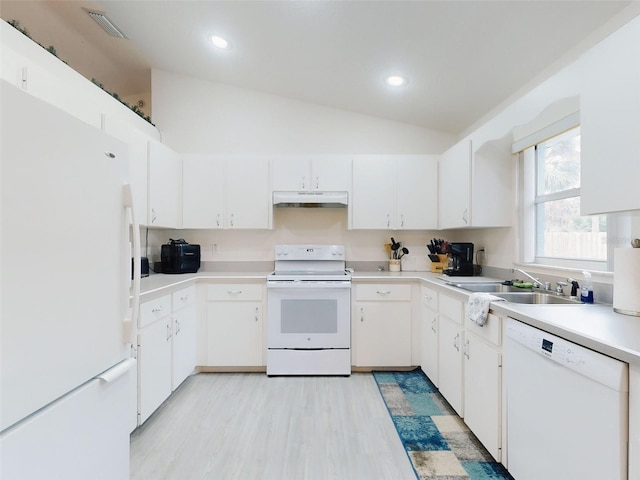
[161,239,201,274]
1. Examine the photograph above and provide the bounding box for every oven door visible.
[267,281,351,349]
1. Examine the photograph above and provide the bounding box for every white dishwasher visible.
[505,318,628,480]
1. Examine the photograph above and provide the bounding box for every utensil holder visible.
[389,259,401,272]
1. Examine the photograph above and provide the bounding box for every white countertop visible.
[139,270,640,366]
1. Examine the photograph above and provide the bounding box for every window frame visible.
[517,119,611,272]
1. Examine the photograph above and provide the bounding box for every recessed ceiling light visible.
[385,75,407,87]
[210,35,229,49]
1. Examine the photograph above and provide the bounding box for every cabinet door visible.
[439,140,471,229]
[396,155,439,229]
[421,305,439,387]
[355,301,411,367]
[172,303,197,390]
[438,316,464,416]
[271,158,310,190]
[138,319,172,424]
[463,332,502,461]
[206,302,263,366]
[148,140,181,228]
[311,157,352,191]
[581,19,640,214]
[182,155,225,228]
[352,156,395,229]
[226,157,271,229]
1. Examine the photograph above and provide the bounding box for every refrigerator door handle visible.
[123,184,141,346]
[97,358,136,383]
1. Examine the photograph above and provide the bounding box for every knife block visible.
[430,254,448,273]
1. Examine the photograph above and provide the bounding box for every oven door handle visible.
[267,281,351,289]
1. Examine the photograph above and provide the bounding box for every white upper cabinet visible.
[226,157,271,229]
[182,156,271,229]
[580,17,640,215]
[182,156,224,229]
[396,156,439,229]
[439,137,512,229]
[352,155,438,230]
[271,156,352,191]
[148,140,181,228]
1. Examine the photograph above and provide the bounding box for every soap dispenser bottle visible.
[580,271,594,303]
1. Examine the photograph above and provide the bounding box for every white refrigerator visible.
[1,80,141,479]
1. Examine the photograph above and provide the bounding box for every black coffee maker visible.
[443,242,474,276]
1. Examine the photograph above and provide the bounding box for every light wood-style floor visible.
[130,373,417,480]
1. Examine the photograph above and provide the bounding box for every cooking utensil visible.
[398,247,409,259]
[390,237,401,259]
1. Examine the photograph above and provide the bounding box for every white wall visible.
[151,69,454,154]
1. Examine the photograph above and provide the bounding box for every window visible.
[521,125,608,270]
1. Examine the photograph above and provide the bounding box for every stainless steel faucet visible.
[511,268,544,289]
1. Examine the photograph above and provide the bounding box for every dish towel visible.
[467,293,505,326]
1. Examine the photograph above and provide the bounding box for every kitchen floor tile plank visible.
[130,373,417,480]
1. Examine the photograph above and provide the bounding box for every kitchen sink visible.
[492,292,583,305]
[452,283,527,293]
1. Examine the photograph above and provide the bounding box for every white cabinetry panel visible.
[581,17,640,214]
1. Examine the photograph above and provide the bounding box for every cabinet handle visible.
[386,214,390,227]
[180,295,189,301]
[400,214,405,228]
[376,290,391,295]
[315,176,319,189]
[463,339,470,359]
[229,213,234,227]
[453,333,460,351]
[255,307,259,322]
[360,307,364,322]
[166,323,172,341]
[175,320,181,335]
[301,176,306,189]
[152,306,163,313]
[431,318,437,333]
[228,290,242,295]
[462,209,468,224]
[216,213,221,227]
[151,208,157,223]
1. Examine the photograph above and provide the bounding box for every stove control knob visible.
[276,247,289,257]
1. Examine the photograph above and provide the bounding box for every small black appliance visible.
[443,242,474,276]
[161,238,201,274]
[131,256,150,279]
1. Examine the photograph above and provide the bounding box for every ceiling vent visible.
[86,10,127,39]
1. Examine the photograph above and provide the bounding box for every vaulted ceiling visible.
[1,1,636,134]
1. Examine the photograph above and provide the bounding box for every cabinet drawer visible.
[421,286,438,310]
[139,294,171,328]
[356,284,411,301]
[465,310,501,346]
[207,284,263,301]
[172,286,196,311]
[439,293,463,324]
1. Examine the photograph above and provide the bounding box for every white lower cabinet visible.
[138,294,172,424]
[171,287,197,389]
[420,286,439,386]
[137,286,197,425]
[437,292,465,416]
[354,284,412,367]
[463,329,502,461]
[205,283,264,367]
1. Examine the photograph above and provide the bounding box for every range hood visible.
[273,191,348,208]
